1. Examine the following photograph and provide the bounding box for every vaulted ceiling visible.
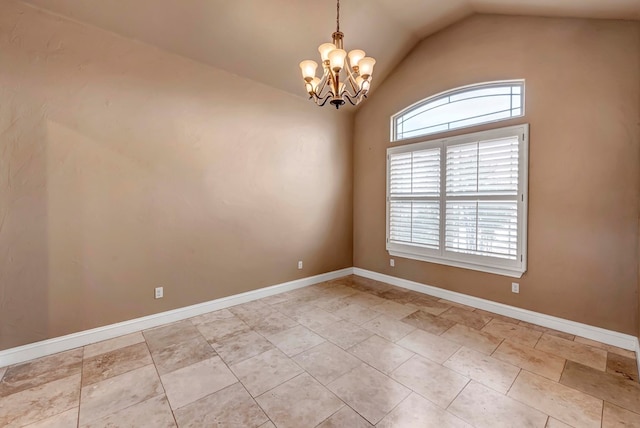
[22,0,640,98]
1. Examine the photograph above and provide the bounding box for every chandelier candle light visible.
[299,0,376,109]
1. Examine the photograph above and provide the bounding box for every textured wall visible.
[0,1,353,350]
[354,15,640,335]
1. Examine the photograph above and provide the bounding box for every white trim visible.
[390,79,526,143]
[353,268,639,352]
[386,124,529,279]
[0,268,352,367]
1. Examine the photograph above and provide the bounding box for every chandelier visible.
[299,0,376,109]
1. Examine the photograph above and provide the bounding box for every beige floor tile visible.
[189,308,235,325]
[316,406,372,428]
[195,315,250,342]
[174,382,267,428]
[493,340,565,381]
[397,329,460,363]
[259,421,276,428]
[291,306,341,330]
[251,311,299,336]
[84,332,145,359]
[79,365,161,425]
[441,323,503,355]
[0,349,83,397]
[401,310,456,335]
[266,325,325,357]
[333,304,380,325]
[362,315,415,342]
[391,355,469,408]
[328,364,411,425]
[313,320,374,349]
[376,289,418,305]
[545,418,573,428]
[342,291,388,308]
[293,342,361,385]
[315,297,351,313]
[161,356,237,409]
[143,321,201,352]
[536,334,607,371]
[150,335,216,375]
[256,373,344,428]
[82,342,153,386]
[440,307,492,330]
[370,300,416,320]
[229,301,273,325]
[24,408,78,428]
[81,395,175,428]
[606,352,639,382]
[573,337,637,360]
[518,321,575,341]
[602,402,640,427]
[438,300,476,311]
[211,330,274,365]
[260,292,297,306]
[474,309,520,325]
[378,392,471,428]
[444,347,519,394]
[450,381,547,428]
[509,370,603,428]
[230,348,303,397]
[482,319,542,348]
[271,300,315,318]
[0,374,80,427]
[406,297,451,316]
[559,360,640,414]
[348,335,414,374]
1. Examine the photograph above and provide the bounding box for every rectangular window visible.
[386,124,528,277]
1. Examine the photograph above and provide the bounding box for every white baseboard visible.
[2,266,638,370]
[354,268,639,353]
[0,268,353,367]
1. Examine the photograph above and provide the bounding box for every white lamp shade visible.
[318,43,336,61]
[348,50,366,67]
[328,49,347,71]
[311,77,321,92]
[299,60,318,81]
[355,76,366,90]
[358,57,376,78]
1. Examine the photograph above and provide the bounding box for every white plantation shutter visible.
[445,137,519,260]
[388,148,440,250]
[386,124,528,278]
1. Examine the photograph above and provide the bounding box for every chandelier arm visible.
[343,64,360,94]
[316,94,333,107]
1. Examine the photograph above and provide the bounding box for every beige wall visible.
[0,1,353,351]
[354,15,640,335]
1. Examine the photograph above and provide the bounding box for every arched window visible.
[386,81,528,277]
[392,81,524,141]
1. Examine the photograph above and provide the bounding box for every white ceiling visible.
[21,0,640,98]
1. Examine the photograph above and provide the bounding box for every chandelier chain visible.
[336,0,340,32]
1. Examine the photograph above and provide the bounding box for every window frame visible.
[391,80,525,143]
[386,124,529,278]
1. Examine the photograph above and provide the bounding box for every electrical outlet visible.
[511,283,519,294]
[297,260,303,270]
[390,259,395,267]
[155,287,164,299]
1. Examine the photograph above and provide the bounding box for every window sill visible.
[388,249,526,278]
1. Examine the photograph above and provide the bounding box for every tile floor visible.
[1,275,639,427]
